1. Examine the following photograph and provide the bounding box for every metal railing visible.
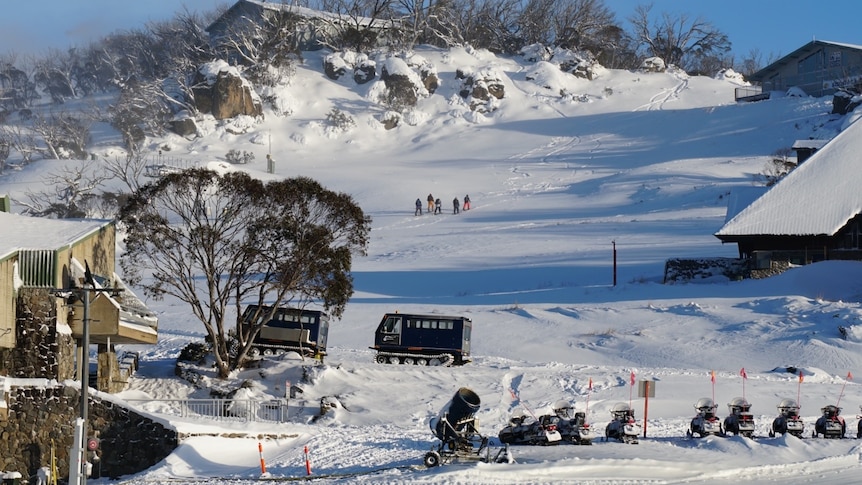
[124,398,289,423]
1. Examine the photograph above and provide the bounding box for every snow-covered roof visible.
[716,119,862,237]
[0,212,110,260]
[791,139,828,150]
[219,0,397,28]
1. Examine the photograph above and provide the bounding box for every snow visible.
[4,46,862,484]
[0,211,109,260]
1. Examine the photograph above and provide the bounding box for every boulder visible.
[170,117,198,137]
[193,63,262,120]
[640,57,666,73]
[211,71,262,120]
[324,54,349,80]
[354,60,377,84]
[832,90,862,115]
[380,57,426,108]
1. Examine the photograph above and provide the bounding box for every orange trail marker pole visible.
[304,445,312,475]
[258,442,266,474]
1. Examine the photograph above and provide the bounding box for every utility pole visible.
[56,261,121,485]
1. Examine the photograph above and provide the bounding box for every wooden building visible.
[715,118,862,268]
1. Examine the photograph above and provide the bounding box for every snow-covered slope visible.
[5,46,862,484]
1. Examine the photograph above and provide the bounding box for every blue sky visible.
[0,0,858,65]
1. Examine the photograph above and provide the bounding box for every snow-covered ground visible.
[5,46,862,484]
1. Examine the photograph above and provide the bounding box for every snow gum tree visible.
[118,168,372,378]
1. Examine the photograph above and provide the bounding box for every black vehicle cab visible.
[241,305,329,359]
[371,312,472,366]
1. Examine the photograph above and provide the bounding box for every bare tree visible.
[118,169,372,377]
[629,4,730,72]
[103,150,151,194]
[29,111,91,160]
[17,161,108,218]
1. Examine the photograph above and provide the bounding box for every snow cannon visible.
[424,387,512,467]
[430,387,481,442]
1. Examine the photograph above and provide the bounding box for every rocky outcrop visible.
[380,57,427,109]
[193,62,262,120]
[833,90,862,115]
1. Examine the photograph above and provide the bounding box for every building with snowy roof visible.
[0,196,157,393]
[206,0,400,54]
[715,118,862,268]
[747,40,862,98]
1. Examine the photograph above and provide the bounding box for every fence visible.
[124,398,289,423]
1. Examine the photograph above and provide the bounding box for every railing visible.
[124,398,289,423]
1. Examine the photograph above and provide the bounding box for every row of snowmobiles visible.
[422,388,861,469]
[497,400,641,446]
[688,397,856,439]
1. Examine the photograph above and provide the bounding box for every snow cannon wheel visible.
[423,451,441,468]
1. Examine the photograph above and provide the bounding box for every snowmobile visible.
[770,398,805,438]
[813,404,845,439]
[552,400,594,445]
[424,388,513,467]
[688,398,723,437]
[604,402,641,444]
[498,412,562,446]
[723,397,755,437]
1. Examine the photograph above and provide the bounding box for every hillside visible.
[5,46,862,484]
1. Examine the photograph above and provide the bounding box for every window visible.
[382,317,401,333]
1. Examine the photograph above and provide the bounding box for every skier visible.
[463,194,471,211]
[453,197,460,214]
[434,198,442,214]
[427,193,435,213]
[415,198,423,216]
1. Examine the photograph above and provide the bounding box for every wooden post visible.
[643,381,649,438]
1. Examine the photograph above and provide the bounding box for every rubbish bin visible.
[1,470,22,484]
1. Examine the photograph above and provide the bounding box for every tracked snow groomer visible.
[371,312,472,366]
[724,397,755,437]
[604,402,640,444]
[813,404,845,438]
[424,388,512,467]
[689,398,723,437]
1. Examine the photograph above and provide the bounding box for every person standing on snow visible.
[434,198,442,214]
[415,198,423,216]
[427,193,435,213]
[453,197,460,214]
[463,194,471,211]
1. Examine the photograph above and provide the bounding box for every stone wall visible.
[0,289,74,380]
[1,385,177,480]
